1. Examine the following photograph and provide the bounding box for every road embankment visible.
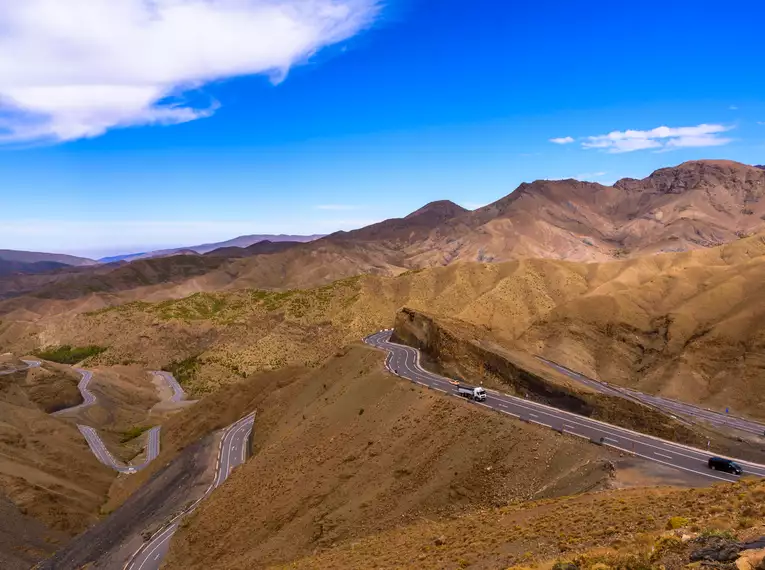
[392,307,708,448]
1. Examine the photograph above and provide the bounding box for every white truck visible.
[456,383,487,402]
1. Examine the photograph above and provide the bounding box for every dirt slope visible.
[0,363,113,537]
[3,233,764,421]
[274,479,765,570]
[161,344,619,570]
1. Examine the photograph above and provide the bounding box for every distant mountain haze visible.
[0,249,96,266]
[98,234,324,263]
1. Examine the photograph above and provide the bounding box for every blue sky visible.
[0,0,763,258]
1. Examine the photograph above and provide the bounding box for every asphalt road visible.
[538,357,765,438]
[126,412,256,570]
[152,370,186,403]
[0,358,40,375]
[365,330,765,482]
[53,367,184,473]
[51,368,97,416]
[78,425,161,473]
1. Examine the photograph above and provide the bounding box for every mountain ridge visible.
[98,234,324,263]
[2,159,764,315]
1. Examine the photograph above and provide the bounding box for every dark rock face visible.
[689,536,742,563]
[552,562,579,570]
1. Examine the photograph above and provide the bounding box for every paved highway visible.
[538,357,765,437]
[79,424,161,473]
[125,412,256,570]
[52,368,97,416]
[152,370,186,403]
[53,367,185,473]
[0,358,40,375]
[365,330,765,482]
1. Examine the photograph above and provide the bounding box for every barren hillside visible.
[4,233,765,420]
[273,479,765,570]
[161,344,620,570]
[0,361,113,547]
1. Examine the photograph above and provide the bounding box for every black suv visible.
[708,456,743,475]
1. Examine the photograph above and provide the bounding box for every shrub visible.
[121,425,150,443]
[34,344,107,364]
[699,528,735,540]
[666,516,689,530]
[738,517,756,529]
[166,355,201,387]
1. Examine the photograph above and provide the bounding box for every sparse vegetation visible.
[666,516,689,529]
[167,355,201,387]
[120,425,151,443]
[33,344,107,364]
[612,247,630,258]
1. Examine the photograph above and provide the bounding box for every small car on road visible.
[708,456,743,475]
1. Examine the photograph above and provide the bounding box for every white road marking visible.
[367,332,765,482]
[655,452,673,460]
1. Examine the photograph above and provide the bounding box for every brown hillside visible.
[0,362,113,540]
[274,479,765,570]
[5,233,765,421]
[161,344,620,570]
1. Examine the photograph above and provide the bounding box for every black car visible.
[708,456,743,475]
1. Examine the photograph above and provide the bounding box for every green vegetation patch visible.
[167,355,201,387]
[155,292,236,321]
[34,344,107,364]
[121,425,151,443]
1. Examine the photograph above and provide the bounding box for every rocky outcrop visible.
[393,307,706,446]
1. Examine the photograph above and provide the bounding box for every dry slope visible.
[4,232,765,418]
[161,344,619,570]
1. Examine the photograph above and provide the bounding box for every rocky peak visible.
[405,200,468,221]
[614,160,763,195]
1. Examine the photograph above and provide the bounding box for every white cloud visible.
[0,0,380,143]
[549,136,575,144]
[460,202,487,210]
[581,124,733,153]
[315,204,364,210]
[729,105,738,110]
[758,121,765,126]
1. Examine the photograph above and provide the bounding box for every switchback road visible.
[365,330,765,482]
[78,425,161,473]
[538,357,765,438]
[125,412,256,570]
[51,368,96,416]
[53,367,184,473]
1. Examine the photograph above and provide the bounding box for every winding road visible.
[125,412,256,570]
[538,357,765,438]
[52,366,186,472]
[365,330,765,482]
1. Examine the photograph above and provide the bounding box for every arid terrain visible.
[1,160,763,313]
[160,345,626,570]
[2,230,763,423]
[0,360,113,567]
[1,159,765,570]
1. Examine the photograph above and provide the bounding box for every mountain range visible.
[1,160,763,311]
[97,233,324,263]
